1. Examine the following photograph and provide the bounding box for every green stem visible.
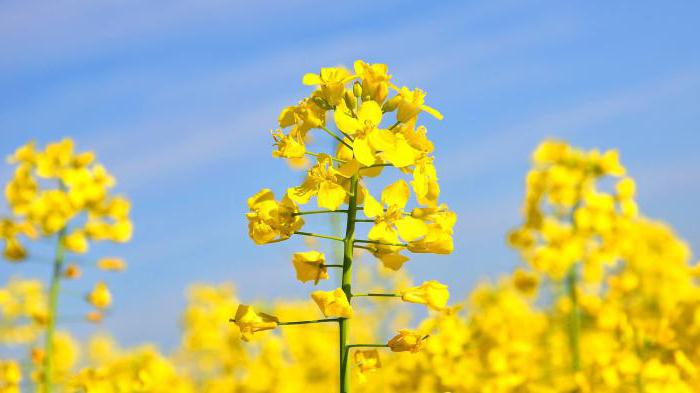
[229,318,339,326]
[566,265,581,373]
[294,231,344,242]
[353,219,375,223]
[293,209,348,216]
[388,121,401,130]
[320,126,353,149]
[346,344,390,349]
[361,163,393,169]
[354,239,407,247]
[353,293,400,297]
[43,227,67,393]
[324,264,344,268]
[340,173,359,393]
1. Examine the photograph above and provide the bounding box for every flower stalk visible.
[340,173,359,393]
[42,226,66,393]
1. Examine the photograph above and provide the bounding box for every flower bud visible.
[343,91,357,110]
[353,81,362,97]
[382,96,401,113]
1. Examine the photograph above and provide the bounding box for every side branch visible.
[320,126,353,149]
[294,231,344,242]
[229,318,339,326]
[293,209,349,216]
[354,239,408,247]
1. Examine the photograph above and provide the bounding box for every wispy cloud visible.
[441,67,700,181]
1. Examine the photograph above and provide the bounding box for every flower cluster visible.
[238,60,456,390]
[0,139,132,392]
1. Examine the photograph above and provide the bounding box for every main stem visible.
[339,173,359,393]
[43,226,67,393]
[566,264,581,373]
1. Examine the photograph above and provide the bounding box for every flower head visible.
[247,189,304,244]
[233,304,279,342]
[287,155,351,210]
[387,329,428,353]
[354,349,381,383]
[87,281,112,309]
[311,288,353,318]
[400,280,450,311]
[292,251,328,285]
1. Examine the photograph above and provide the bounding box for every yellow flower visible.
[233,304,278,342]
[97,257,127,272]
[311,288,353,318]
[287,154,350,210]
[334,100,384,166]
[87,281,112,309]
[393,86,443,122]
[407,205,456,254]
[292,251,329,284]
[354,349,381,383]
[512,268,539,296]
[271,129,306,159]
[246,189,304,244]
[62,230,89,253]
[411,156,440,206]
[364,180,427,245]
[400,280,450,311]
[0,360,21,388]
[278,95,327,135]
[387,329,427,353]
[63,263,82,279]
[302,67,353,106]
[354,60,391,103]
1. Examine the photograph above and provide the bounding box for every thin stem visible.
[323,264,344,268]
[353,293,401,297]
[340,173,359,393]
[361,163,393,169]
[388,121,401,130]
[294,231,344,242]
[293,209,348,216]
[229,318,339,326]
[43,226,67,393]
[353,219,375,223]
[306,152,347,164]
[320,126,353,149]
[346,344,390,349]
[354,239,408,247]
[353,245,375,251]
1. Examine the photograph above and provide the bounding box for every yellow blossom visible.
[311,288,353,318]
[387,329,427,353]
[400,280,450,311]
[354,349,381,383]
[302,67,353,106]
[233,304,278,342]
[287,154,350,210]
[87,281,112,309]
[246,188,304,244]
[292,251,328,284]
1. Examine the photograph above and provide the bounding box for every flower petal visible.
[381,179,410,208]
[318,181,346,210]
[395,216,427,241]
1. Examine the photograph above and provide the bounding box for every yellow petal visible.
[357,101,382,126]
[337,159,361,178]
[362,189,383,218]
[318,181,346,210]
[395,216,427,242]
[334,108,361,135]
[379,253,409,270]
[302,73,322,85]
[421,104,443,120]
[353,137,376,167]
[381,179,410,208]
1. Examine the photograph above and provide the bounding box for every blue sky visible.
[1,1,699,349]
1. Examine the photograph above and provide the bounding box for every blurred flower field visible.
[2,61,699,393]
